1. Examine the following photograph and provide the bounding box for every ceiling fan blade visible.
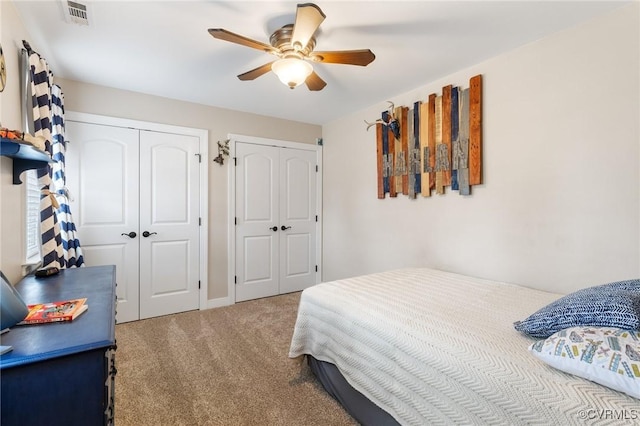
[311,50,376,66]
[305,71,327,91]
[208,28,278,54]
[237,62,275,81]
[291,3,326,51]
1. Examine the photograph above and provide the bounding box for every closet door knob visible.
[142,231,157,238]
[121,232,137,238]
[281,226,291,231]
[269,226,278,232]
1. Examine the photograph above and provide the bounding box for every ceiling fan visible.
[208,3,375,91]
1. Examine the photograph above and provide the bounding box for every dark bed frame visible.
[308,356,399,426]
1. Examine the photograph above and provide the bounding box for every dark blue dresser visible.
[0,266,117,425]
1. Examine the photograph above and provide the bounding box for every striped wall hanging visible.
[371,74,482,199]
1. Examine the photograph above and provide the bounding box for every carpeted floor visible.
[114,292,357,426]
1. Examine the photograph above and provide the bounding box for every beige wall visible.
[5,1,638,302]
[1,0,32,284]
[57,79,321,300]
[321,3,640,294]
[0,0,321,297]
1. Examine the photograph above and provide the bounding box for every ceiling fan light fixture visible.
[209,3,373,91]
[272,57,313,89]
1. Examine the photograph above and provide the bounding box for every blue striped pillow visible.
[514,279,640,338]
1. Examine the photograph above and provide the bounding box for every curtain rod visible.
[21,40,54,77]
[22,40,35,55]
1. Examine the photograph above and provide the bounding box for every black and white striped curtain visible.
[25,46,84,268]
[51,85,84,267]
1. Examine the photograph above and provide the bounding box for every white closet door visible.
[279,147,317,294]
[235,143,280,302]
[65,122,140,323]
[138,130,201,319]
[234,142,317,302]
[67,122,202,322]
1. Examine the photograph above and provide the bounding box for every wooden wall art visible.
[371,74,482,199]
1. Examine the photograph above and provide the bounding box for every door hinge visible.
[316,165,318,172]
[315,215,318,222]
[195,153,202,163]
[198,280,201,289]
[234,217,237,225]
[315,265,318,272]
[199,217,202,226]
[234,275,237,284]
[234,157,237,166]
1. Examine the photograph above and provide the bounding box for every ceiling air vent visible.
[61,0,89,26]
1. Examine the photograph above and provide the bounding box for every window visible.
[25,169,41,264]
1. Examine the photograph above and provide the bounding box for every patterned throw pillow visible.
[529,326,640,399]
[514,279,640,338]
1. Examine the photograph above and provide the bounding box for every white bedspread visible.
[289,268,639,425]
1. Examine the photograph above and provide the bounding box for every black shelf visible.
[0,137,50,184]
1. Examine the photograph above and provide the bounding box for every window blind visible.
[25,170,41,262]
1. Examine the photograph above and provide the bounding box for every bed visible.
[288,268,639,425]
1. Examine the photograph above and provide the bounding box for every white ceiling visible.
[12,0,628,125]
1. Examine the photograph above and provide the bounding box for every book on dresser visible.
[17,297,88,325]
[1,265,116,425]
